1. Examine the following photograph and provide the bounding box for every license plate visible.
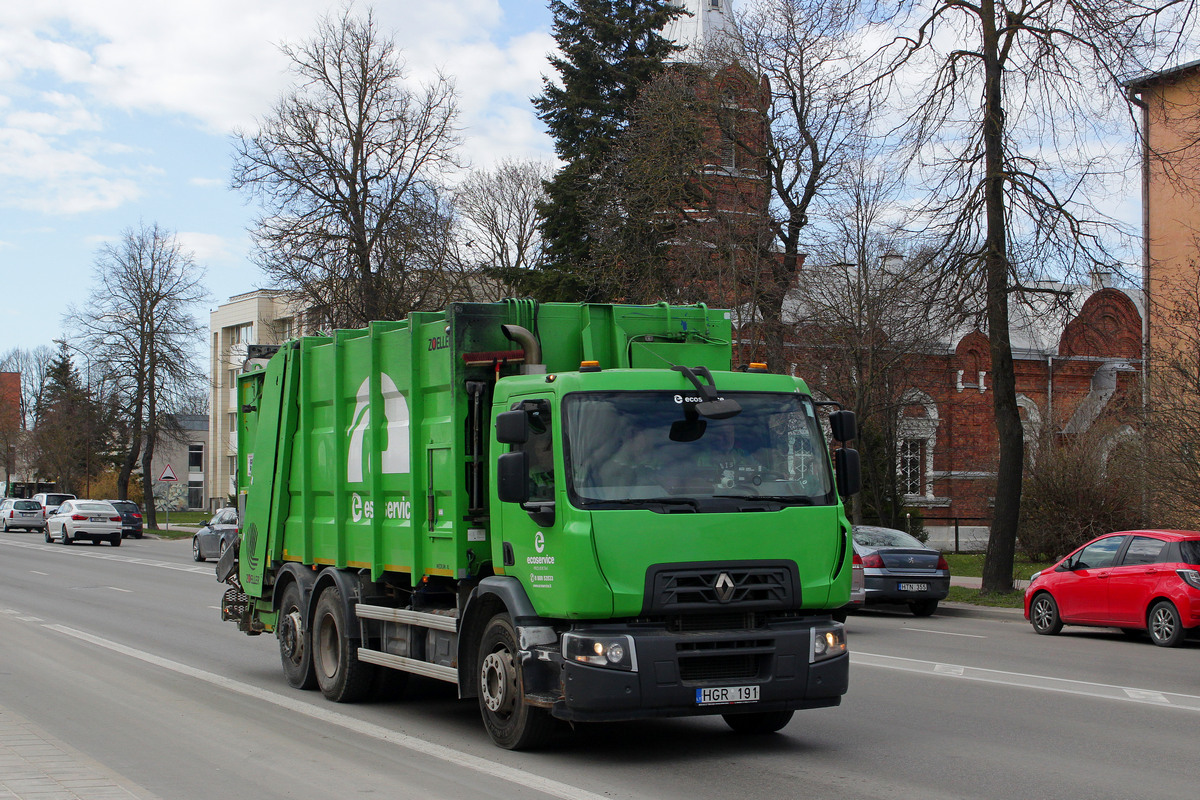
[19,512,34,517]
[899,582,929,592]
[696,685,759,706]
[90,517,106,522]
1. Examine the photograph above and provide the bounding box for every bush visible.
[86,470,144,505]
[1017,424,1144,561]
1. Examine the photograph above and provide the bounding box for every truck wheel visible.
[477,613,555,750]
[312,584,376,702]
[278,583,317,690]
[722,710,794,734]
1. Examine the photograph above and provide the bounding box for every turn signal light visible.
[579,360,601,372]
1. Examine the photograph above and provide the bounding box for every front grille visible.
[679,654,760,682]
[670,613,754,632]
[646,562,798,613]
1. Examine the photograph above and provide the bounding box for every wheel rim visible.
[1151,607,1176,642]
[193,539,200,558]
[316,612,339,679]
[279,609,304,664]
[480,649,517,716]
[1033,597,1054,630]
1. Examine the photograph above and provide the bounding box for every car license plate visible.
[899,582,929,592]
[696,685,759,706]
[90,517,106,522]
[19,512,34,517]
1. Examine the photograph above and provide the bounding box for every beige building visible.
[207,290,310,511]
[1127,60,1200,377]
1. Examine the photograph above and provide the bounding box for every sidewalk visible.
[0,706,151,800]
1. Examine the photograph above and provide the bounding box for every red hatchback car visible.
[1024,530,1200,647]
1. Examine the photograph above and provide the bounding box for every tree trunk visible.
[979,0,1022,593]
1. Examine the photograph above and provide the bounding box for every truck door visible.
[495,395,562,599]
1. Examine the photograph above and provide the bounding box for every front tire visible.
[1029,592,1062,635]
[192,537,205,562]
[477,613,555,750]
[722,710,795,734]
[278,582,317,690]
[312,584,376,702]
[1148,600,1185,647]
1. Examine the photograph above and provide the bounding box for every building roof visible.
[663,0,738,64]
[1125,57,1200,90]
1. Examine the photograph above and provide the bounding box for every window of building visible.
[899,439,924,496]
[230,323,253,345]
[228,455,237,478]
[187,483,203,510]
[228,368,239,389]
[189,444,203,473]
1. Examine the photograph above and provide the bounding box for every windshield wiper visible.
[591,497,699,510]
[712,495,817,506]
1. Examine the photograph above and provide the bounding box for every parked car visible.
[105,500,144,539]
[45,500,123,546]
[1,498,47,532]
[32,492,76,517]
[852,525,951,617]
[1024,529,1200,647]
[193,506,240,562]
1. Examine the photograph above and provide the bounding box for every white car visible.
[1,498,48,532]
[45,500,123,547]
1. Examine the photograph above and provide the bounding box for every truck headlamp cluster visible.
[810,624,847,663]
[562,632,637,671]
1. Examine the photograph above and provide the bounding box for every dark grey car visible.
[105,500,144,538]
[853,525,950,617]
[193,507,239,562]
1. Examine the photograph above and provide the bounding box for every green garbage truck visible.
[218,300,860,749]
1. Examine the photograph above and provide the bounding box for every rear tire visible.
[110,534,121,547]
[909,600,939,617]
[312,584,376,702]
[478,613,555,750]
[44,529,52,543]
[1029,592,1062,635]
[60,526,72,545]
[2,518,9,532]
[1148,600,1185,647]
[278,582,317,690]
[722,710,795,734]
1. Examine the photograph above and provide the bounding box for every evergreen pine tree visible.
[521,0,685,300]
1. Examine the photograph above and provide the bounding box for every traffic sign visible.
[158,464,178,482]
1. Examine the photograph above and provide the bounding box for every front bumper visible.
[538,619,848,723]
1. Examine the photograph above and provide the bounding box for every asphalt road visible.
[1,529,1196,800]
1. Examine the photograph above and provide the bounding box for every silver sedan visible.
[45,500,123,546]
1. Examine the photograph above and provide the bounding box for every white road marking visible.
[43,624,614,800]
[853,651,1200,713]
[29,570,48,575]
[0,538,213,575]
[903,628,986,638]
[108,587,133,593]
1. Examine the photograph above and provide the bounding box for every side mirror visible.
[829,410,857,443]
[835,447,861,497]
[496,451,530,503]
[496,411,530,444]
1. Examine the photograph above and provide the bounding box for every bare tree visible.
[71,222,207,528]
[874,0,1196,592]
[1,346,56,431]
[232,6,461,328]
[455,158,551,301]
[730,0,882,368]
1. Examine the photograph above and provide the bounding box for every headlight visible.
[562,632,637,671]
[811,624,847,663]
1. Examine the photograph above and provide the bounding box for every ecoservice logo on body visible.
[347,372,413,522]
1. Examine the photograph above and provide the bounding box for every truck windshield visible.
[564,391,836,509]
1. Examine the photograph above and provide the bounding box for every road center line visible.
[852,651,1200,712]
[0,538,213,575]
[903,628,986,638]
[44,624,612,800]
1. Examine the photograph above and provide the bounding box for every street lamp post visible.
[61,342,95,499]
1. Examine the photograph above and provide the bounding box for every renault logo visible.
[714,572,736,603]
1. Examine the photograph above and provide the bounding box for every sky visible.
[0,0,558,357]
